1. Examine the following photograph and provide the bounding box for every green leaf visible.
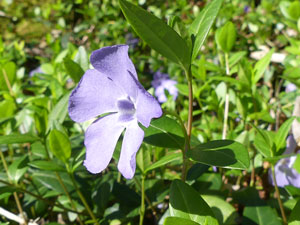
[201,195,238,225]
[8,155,28,184]
[289,199,300,225]
[189,0,223,60]
[294,154,300,174]
[169,179,218,225]
[64,59,84,83]
[47,92,70,132]
[274,117,295,154]
[187,140,250,169]
[143,116,185,150]
[243,206,281,225]
[0,133,40,145]
[0,61,16,91]
[253,48,274,84]
[289,1,300,21]
[74,46,89,71]
[29,160,66,172]
[119,0,190,69]
[144,152,182,173]
[253,126,274,158]
[164,217,200,225]
[229,51,247,67]
[215,21,236,53]
[48,129,71,163]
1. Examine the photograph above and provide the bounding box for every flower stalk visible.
[222,53,230,140]
[271,164,287,225]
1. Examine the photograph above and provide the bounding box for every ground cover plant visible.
[0,0,300,224]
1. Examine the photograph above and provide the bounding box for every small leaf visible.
[274,117,295,154]
[215,21,236,53]
[143,116,185,150]
[189,0,223,60]
[0,133,40,145]
[229,51,247,67]
[48,129,71,163]
[64,59,84,83]
[8,155,28,184]
[169,179,218,225]
[119,0,190,69]
[29,160,66,172]
[289,199,300,225]
[253,126,274,158]
[47,92,70,132]
[253,48,274,84]
[144,152,182,173]
[164,217,200,225]
[187,140,250,169]
[243,205,281,225]
[74,46,89,71]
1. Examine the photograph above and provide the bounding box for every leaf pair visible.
[119,0,223,70]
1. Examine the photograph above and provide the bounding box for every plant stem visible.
[222,53,230,140]
[181,67,193,181]
[0,150,27,225]
[271,164,287,225]
[69,172,99,225]
[2,68,14,97]
[139,175,145,225]
[0,178,84,215]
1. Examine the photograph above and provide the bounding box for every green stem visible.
[139,175,145,225]
[0,150,27,225]
[181,67,193,181]
[0,178,84,215]
[271,165,287,225]
[222,53,230,140]
[69,172,99,225]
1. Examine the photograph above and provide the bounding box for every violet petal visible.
[84,113,124,174]
[68,69,124,123]
[118,122,144,179]
[90,45,138,99]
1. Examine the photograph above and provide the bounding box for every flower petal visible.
[84,114,124,174]
[118,122,144,179]
[135,82,162,127]
[68,69,124,122]
[90,45,138,99]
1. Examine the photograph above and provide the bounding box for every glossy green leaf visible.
[243,206,281,225]
[201,195,238,225]
[294,154,300,174]
[215,21,236,53]
[48,129,71,163]
[164,217,200,225]
[119,0,190,69]
[74,46,89,71]
[289,1,300,21]
[0,133,40,144]
[144,152,182,173]
[253,127,274,158]
[169,179,218,225]
[289,199,300,225]
[143,116,185,150]
[0,61,16,92]
[253,48,274,84]
[274,117,295,154]
[64,58,84,83]
[189,0,223,59]
[187,140,250,169]
[8,155,28,184]
[47,92,70,132]
[29,160,65,172]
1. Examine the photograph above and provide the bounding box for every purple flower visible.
[285,83,297,93]
[29,66,43,77]
[244,6,250,13]
[151,71,178,103]
[269,135,300,188]
[68,45,162,179]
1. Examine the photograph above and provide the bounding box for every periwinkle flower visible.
[285,83,297,93]
[269,135,300,188]
[151,71,178,103]
[68,45,162,179]
[29,66,43,77]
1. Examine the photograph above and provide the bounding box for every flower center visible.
[116,97,136,123]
